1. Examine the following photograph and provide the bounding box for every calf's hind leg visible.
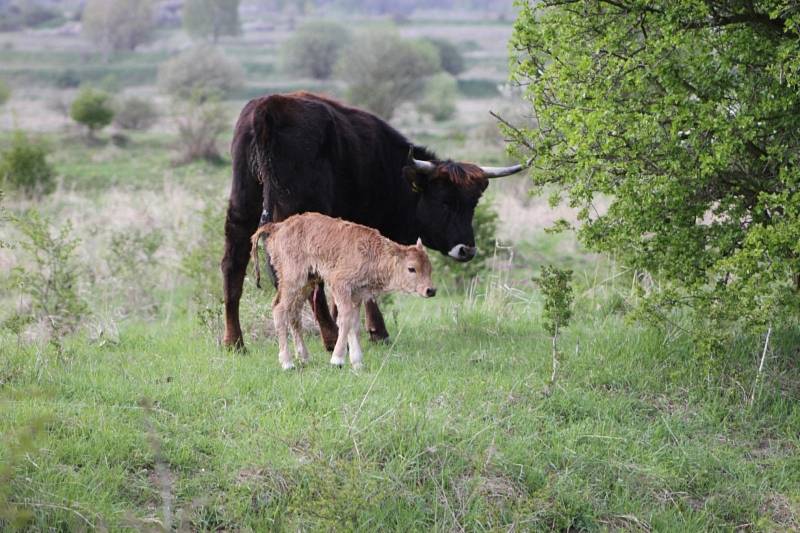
[288,290,310,364]
[348,302,364,369]
[272,295,294,370]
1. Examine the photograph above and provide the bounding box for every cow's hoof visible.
[281,361,295,371]
[368,331,390,344]
[330,355,345,367]
[351,362,363,371]
[223,337,247,353]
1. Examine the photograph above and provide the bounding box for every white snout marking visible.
[448,244,468,259]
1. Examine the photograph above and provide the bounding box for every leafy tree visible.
[0,131,54,197]
[183,0,240,43]
[417,72,458,121]
[336,29,440,119]
[425,38,465,76]
[70,88,114,138]
[281,21,350,80]
[158,46,244,101]
[509,1,800,350]
[82,0,154,59]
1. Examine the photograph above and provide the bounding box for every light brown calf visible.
[251,212,436,370]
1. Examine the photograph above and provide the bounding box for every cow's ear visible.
[403,166,427,193]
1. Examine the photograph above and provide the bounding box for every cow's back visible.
[242,92,430,244]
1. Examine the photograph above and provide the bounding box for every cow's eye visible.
[408,267,416,273]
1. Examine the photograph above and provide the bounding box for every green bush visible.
[417,73,457,121]
[0,131,54,196]
[173,95,229,163]
[281,21,350,80]
[431,198,499,290]
[113,96,158,131]
[336,29,441,119]
[158,46,244,101]
[424,38,465,76]
[3,210,88,348]
[70,87,114,137]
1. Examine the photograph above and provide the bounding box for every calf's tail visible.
[250,223,276,289]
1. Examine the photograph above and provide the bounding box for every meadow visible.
[1,5,799,531]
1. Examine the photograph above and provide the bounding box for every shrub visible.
[425,38,465,76]
[113,96,159,131]
[105,228,163,317]
[280,21,350,80]
[54,69,82,89]
[183,0,240,43]
[70,87,114,137]
[535,265,574,388]
[82,0,155,58]
[0,131,54,196]
[158,46,244,101]
[3,210,89,348]
[417,72,457,121]
[336,29,441,119]
[431,199,499,290]
[174,96,229,163]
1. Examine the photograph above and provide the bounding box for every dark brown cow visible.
[222,91,522,350]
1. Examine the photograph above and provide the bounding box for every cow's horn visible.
[411,158,436,174]
[479,164,525,178]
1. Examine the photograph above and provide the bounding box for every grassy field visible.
[1,6,799,532]
[2,286,799,530]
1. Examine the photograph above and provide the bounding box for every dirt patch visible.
[760,492,799,530]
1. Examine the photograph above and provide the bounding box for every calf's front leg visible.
[330,300,356,367]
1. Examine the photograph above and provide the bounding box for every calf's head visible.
[392,238,436,298]
[404,151,523,262]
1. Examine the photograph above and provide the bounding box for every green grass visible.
[2,288,798,530]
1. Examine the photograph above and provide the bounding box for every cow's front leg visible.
[365,299,389,343]
[309,283,338,351]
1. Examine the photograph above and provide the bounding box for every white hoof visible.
[351,361,363,371]
[330,355,345,367]
[281,361,295,370]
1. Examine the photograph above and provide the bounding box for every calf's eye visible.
[408,267,416,273]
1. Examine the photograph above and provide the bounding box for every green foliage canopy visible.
[0,131,54,197]
[158,46,244,101]
[183,0,241,43]
[510,1,800,346]
[337,29,441,119]
[82,0,155,57]
[281,21,350,80]
[70,88,114,134]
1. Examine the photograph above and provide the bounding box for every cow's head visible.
[403,150,524,262]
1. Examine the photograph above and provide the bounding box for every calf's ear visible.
[415,237,424,250]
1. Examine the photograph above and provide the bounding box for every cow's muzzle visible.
[448,244,476,262]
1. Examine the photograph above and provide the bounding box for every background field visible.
[1,2,799,531]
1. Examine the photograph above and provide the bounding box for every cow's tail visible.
[251,223,277,289]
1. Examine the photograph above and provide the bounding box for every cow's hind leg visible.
[365,299,390,343]
[310,283,338,351]
[222,146,262,350]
